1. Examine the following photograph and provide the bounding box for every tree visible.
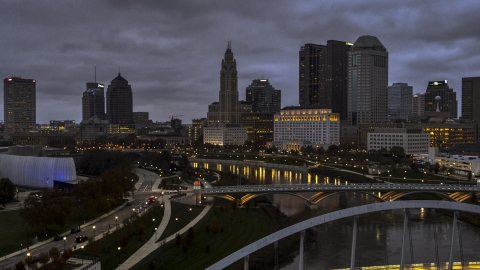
[434,162,440,174]
[20,188,72,234]
[14,261,25,270]
[0,178,16,204]
[38,252,49,265]
[389,146,405,158]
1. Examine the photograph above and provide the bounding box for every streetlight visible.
[93,226,96,238]
[63,237,66,251]
[189,208,192,221]
[118,247,121,265]
[81,246,84,264]
[155,227,157,241]
[175,218,178,231]
[152,218,155,231]
[115,216,118,228]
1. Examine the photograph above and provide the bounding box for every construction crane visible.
[169,114,184,121]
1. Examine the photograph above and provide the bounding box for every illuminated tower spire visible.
[219,40,239,124]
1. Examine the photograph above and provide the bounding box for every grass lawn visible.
[157,202,205,242]
[0,199,126,256]
[133,206,272,270]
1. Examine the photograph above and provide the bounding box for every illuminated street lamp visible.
[115,216,118,228]
[189,208,192,221]
[63,237,66,251]
[175,218,178,231]
[81,246,84,264]
[93,226,96,238]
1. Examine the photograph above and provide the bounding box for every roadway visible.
[0,168,163,269]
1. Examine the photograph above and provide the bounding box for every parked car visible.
[53,235,63,241]
[75,235,88,243]
[70,228,80,234]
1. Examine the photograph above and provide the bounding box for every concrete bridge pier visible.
[448,211,459,270]
[244,255,249,270]
[351,216,358,269]
[299,230,305,270]
[400,209,410,270]
[194,189,202,205]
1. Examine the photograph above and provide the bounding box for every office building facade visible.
[462,76,480,123]
[412,93,425,116]
[106,73,133,124]
[347,36,388,125]
[299,41,351,120]
[387,83,413,120]
[367,128,429,155]
[424,80,457,118]
[3,77,36,139]
[273,106,340,150]
[82,82,105,121]
[246,79,281,113]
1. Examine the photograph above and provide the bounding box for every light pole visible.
[26,222,29,250]
[63,237,66,251]
[93,226,96,238]
[175,218,178,231]
[21,244,23,253]
[27,253,30,269]
[81,246,84,264]
[152,218,155,230]
[189,208,192,221]
[155,227,157,241]
[118,247,121,265]
[115,216,118,228]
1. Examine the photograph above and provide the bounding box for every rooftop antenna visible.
[94,65,96,83]
[228,39,231,49]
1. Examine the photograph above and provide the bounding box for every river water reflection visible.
[197,162,480,268]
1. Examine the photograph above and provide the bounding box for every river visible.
[195,162,480,268]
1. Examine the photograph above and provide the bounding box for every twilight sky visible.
[1,0,479,124]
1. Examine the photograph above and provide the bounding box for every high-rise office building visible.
[347,35,389,125]
[424,80,457,118]
[387,83,412,120]
[412,93,425,116]
[246,79,281,113]
[82,82,105,121]
[3,77,36,139]
[106,73,133,124]
[208,41,242,125]
[299,41,351,120]
[462,76,480,123]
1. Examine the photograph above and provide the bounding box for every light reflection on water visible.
[199,163,480,268]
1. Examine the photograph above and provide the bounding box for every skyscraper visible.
[347,35,389,125]
[387,83,412,120]
[461,76,480,122]
[207,41,242,125]
[246,79,281,113]
[299,41,351,120]
[3,77,36,139]
[412,93,425,116]
[106,73,133,124]
[424,80,457,118]
[82,82,105,121]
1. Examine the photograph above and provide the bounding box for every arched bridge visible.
[206,200,480,270]
[197,183,480,205]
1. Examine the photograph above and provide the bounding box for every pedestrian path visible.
[117,200,211,270]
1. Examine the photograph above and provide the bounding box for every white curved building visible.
[0,154,76,188]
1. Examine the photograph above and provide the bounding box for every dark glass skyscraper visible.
[3,77,36,139]
[424,80,457,118]
[246,79,281,113]
[461,76,480,122]
[82,82,105,121]
[106,73,133,124]
[299,40,351,120]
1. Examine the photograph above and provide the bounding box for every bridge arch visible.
[206,200,480,270]
[384,191,456,202]
[310,191,384,204]
[240,192,311,205]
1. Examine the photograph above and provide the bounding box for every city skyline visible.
[1,1,479,124]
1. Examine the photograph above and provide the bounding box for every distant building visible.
[49,120,75,128]
[246,79,281,113]
[461,76,480,123]
[348,36,388,125]
[188,118,207,144]
[387,83,412,120]
[203,124,247,146]
[273,106,340,151]
[241,112,274,144]
[412,93,425,116]
[82,82,105,121]
[424,80,457,118]
[4,77,36,139]
[133,112,149,125]
[299,41,351,120]
[80,115,109,142]
[366,128,429,155]
[106,73,133,124]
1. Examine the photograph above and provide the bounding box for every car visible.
[126,201,132,206]
[75,235,88,243]
[53,235,63,241]
[70,228,80,234]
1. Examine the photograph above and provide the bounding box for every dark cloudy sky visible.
[1,1,479,124]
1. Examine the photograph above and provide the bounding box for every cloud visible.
[0,0,479,123]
